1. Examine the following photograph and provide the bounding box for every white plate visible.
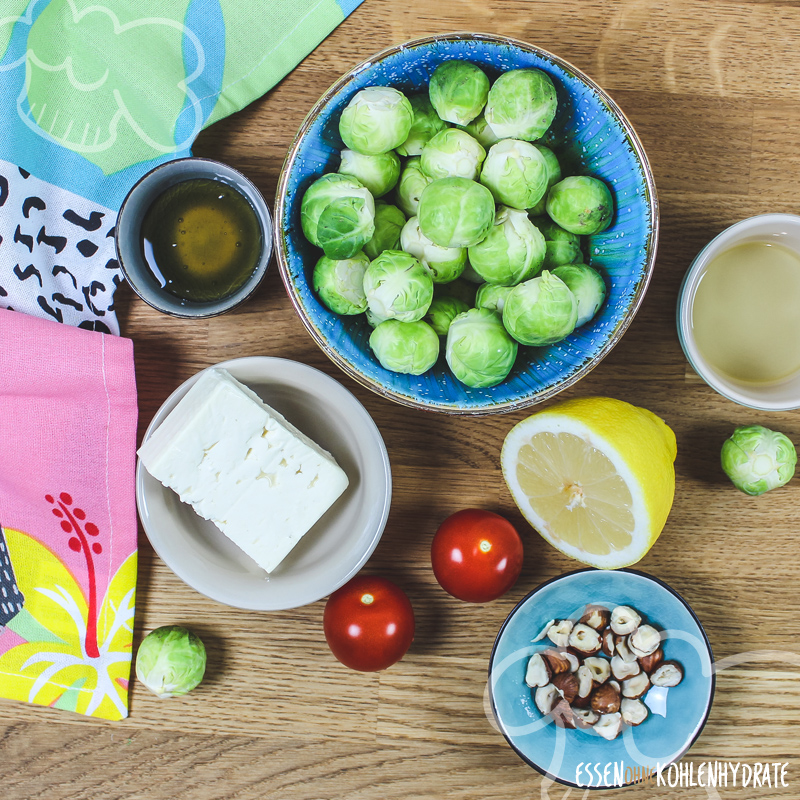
[136,357,391,610]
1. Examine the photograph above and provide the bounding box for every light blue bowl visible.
[489,568,715,789]
[275,33,658,414]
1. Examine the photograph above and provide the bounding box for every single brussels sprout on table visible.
[135,625,207,698]
[428,60,490,125]
[468,206,545,286]
[395,157,432,217]
[400,216,467,283]
[339,87,414,155]
[480,139,550,211]
[484,68,557,141]
[338,148,401,198]
[420,128,486,181]
[301,173,375,260]
[363,249,434,323]
[418,177,495,248]
[721,425,797,496]
[370,319,440,374]
[475,282,513,314]
[533,217,584,269]
[446,307,519,388]
[552,263,606,327]
[363,202,406,260]
[459,113,500,148]
[313,251,370,315]
[425,296,471,336]
[502,269,578,346]
[546,175,614,235]
[397,94,449,157]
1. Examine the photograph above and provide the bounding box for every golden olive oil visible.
[141,178,262,303]
[691,241,800,383]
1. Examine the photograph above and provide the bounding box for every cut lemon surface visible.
[501,397,677,569]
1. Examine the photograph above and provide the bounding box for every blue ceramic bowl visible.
[275,33,658,414]
[489,568,715,789]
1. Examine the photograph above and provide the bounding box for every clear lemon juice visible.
[691,241,800,384]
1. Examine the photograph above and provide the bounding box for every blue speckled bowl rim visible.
[487,567,716,789]
[275,33,660,415]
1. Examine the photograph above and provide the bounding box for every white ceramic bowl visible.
[677,213,800,410]
[136,357,391,610]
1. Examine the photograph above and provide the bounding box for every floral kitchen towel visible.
[0,0,365,333]
[0,307,138,719]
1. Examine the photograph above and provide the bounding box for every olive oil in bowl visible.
[691,240,800,384]
[141,178,262,303]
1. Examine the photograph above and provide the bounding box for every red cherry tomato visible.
[431,508,524,603]
[323,575,415,672]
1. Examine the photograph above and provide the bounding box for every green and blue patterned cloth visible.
[0,0,364,331]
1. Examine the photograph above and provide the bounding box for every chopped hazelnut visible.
[590,682,621,714]
[610,605,642,635]
[650,661,684,687]
[525,653,552,688]
[620,698,649,726]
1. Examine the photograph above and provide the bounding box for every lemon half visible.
[501,397,676,569]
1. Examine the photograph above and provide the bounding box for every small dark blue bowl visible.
[275,33,658,414]
[489,568,715,789]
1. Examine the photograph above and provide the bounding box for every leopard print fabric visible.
[0,160,121,334]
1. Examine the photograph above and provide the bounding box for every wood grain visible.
[4,0,800,797]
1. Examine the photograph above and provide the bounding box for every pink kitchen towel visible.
[0,308,138,720]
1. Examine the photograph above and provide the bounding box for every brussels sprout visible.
[480,139,549,211]
[434,277,478,307]
[551,263,606,327]
[418,177,495,248]
[534,217,583,269]
[338,149,401,198]
[363,249,434,322]
[468,206,546,286]
[370,319,440,374]
[397,94,449,157]
[313,251,370,314]
[395,157,432,217]
[339,87,413,155]
[400,216,467,283]
[363,202,406,260]
[420,129,486,181]
[546,175,614,235]
[428,60,490,125]
[526,144,562,215]
[459,113,500,148]
[484,68,557,141]
[365,306,390,328]
[446,307,518,388]
[459,262,485,284]
[502,270,578,346]
[475,282,513,314]
[301,173,375,259]
[721,425,797,496]
[135,625,206,698]
[425,296,470,336]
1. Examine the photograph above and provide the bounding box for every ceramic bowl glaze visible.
[489,568,715,789]
[275,33,658,414]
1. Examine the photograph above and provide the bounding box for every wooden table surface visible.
[5,0,800,797]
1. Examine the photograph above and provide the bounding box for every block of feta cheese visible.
[138,368,349,573]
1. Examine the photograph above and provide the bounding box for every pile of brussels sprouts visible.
[301,60,614,388]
